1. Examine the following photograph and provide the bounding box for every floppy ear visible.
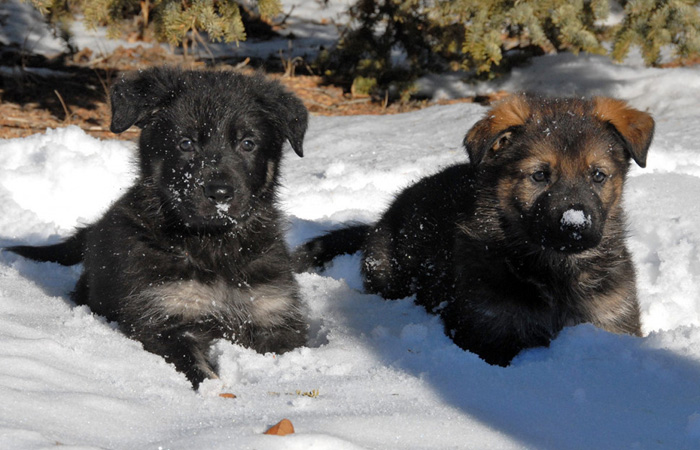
[593,97,654,168]
[275,92,308,157]
[463,94,530,165]
[109,68,179,134]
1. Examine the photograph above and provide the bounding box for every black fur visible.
[294,94,654,366]
[6,68,309,388]
[8,228,86,265]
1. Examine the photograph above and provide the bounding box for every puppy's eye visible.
[531,171,548,183]
[241,139,256,152]
[592,169,607,183]
[179,138,195,152]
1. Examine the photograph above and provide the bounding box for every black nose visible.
[204,183,234,204]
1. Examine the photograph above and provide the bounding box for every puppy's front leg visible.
[248,318,307,355]
[121,281,225,388]
[243,284,307,354]
[138,327,217,389]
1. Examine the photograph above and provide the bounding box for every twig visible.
[94,69,110,101]
[340,98,371,105]
[233,57,250,70]
[295,86,338,99]
[53,90,72,123]
[86,55,110,67]
[0,122,139,135]
[302,98,333,109]
[192,29,215,61]
[274,5,296,27]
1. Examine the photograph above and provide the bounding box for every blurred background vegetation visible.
[29,0,282,51]
[22,0,700,100]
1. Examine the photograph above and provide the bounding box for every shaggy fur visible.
[294,94,654,366]
[7,68,309,388]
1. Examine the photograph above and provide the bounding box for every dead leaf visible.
[264,418,295,436]
[218,393,237,399]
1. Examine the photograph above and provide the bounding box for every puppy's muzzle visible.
[204,182,234,204]
[530,189,604,253]
[548,203,602,252]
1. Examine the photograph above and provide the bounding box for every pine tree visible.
[28,0,282,48]
[317,0,436,96]
[319,0,700,98]
[612,0,700,65]
[317,0,611,97]
[436,0,609,74]
[26,0,700,88]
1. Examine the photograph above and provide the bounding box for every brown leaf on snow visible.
[264,418,295,436]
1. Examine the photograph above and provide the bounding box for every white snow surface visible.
[2,6,700,447]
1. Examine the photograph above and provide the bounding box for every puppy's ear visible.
[275,92,308,157]
[463,94,530,165]
[109,68,178,134]
[593,97,654,168]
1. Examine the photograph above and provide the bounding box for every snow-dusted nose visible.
[204,183,234,204]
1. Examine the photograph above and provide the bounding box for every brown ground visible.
[0,45,505,140]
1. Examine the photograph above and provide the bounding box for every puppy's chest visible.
[135,236,293,327]
[474,257,596,310]
[143,278,293,328]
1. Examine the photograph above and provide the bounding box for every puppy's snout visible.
[530,192,605,252]
[550,203,603,251]
[204,183,234,204]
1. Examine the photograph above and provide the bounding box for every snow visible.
[2,2,700,449]
[0,0,68,55]
[560,209,591,228]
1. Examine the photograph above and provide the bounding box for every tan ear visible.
[593,97,655,168]
[463,94,531,165]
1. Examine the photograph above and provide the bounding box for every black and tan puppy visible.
[7,68,309,388]
[294,94,654,366]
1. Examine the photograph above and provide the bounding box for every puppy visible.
[7,67,309,388]
[294,94,654,365]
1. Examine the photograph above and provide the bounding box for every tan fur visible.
[266,160,276,186]
[464,94,532,162]
[593,97,654,167]
[247,285,302,327]
[140,279,296,328]
[146,280,225,320]
[489,94,532,132]
[584,286,642,336]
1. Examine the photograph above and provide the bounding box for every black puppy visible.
[294,94,654,366]
[7,68,308,388]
